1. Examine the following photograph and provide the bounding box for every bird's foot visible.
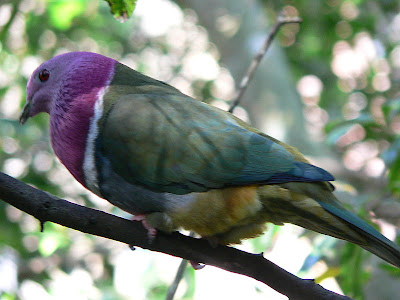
[131,214,157,242]
[189,261,205,270]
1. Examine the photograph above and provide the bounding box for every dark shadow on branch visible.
[0,172,352,300]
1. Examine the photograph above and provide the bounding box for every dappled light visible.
[0,0,400,299]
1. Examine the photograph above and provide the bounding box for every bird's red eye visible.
[38,69,50,82]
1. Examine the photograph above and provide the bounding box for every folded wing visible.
[99,92,333,194]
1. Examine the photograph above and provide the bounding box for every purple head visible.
[20,52,116,123]
[20,52,116,186]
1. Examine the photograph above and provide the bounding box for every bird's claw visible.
[189,260,205,270]
[131,214,157,242]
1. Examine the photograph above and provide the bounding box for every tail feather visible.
[319,201,400,268]
[281,182,400,268]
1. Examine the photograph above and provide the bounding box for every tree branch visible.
[0,172,352,299]
[228,15,302,113]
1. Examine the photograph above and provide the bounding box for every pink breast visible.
[49,56,115,187]
[50,92,100,186]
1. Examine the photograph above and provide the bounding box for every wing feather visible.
[99,91,332,194]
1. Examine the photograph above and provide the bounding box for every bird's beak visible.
[19,102,32,125]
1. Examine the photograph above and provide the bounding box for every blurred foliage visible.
[339,243,370,299]
[0,0,400,299]
[265,1,400,298]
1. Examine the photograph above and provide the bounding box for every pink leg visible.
[131,214,157,242]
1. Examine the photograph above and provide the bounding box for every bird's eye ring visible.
[38,69,50,82]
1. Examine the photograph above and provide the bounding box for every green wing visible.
[98,64,332,194]
[99,91,332,194]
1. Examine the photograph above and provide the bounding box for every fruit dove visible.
[20,52,400,268]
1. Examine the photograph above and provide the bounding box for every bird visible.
[19,51,400,268]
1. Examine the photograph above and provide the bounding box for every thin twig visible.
[165,232,195,300]
[228,15,302,113]
[165,260,189,300]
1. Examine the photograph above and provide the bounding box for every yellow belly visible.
[147,183,353,246]
[168,186,265,243]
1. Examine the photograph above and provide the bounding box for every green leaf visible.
[105,0,137,21]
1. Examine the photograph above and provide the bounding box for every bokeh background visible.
[1,0,400,299]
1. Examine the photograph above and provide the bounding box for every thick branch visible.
[0,172,352,300]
